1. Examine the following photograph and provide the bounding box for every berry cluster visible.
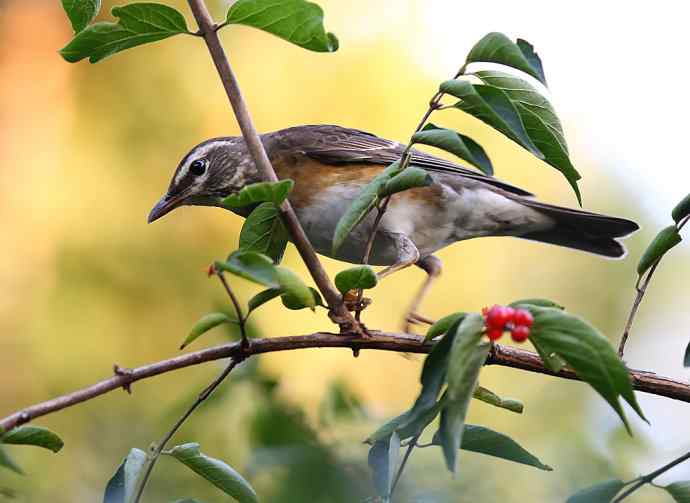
[482,305,533,343]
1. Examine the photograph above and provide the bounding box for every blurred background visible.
[1,0,689,501]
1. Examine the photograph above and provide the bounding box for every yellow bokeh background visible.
[1,1,689,501]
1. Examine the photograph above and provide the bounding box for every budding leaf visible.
[226,0,338,52]
[334,265,378,295]
[239,203,289,264]
[466,32,547,86]
[181,313,234,350]
[223,180,294,209]
[473,386,523,414]
[637,225,682,276]
[60,3,190,64]
[332,161,403,254]
[672,193,690,224]
[441,79,543,159]
[475,71,581,204]
[367,431,400,498]
[1,425,64,453]
[566,479,625,503]
[425,312,467,341]
[103,448,147,503]
[412,123,493,175]
[167,443,258,503]
[526,306,646,432]
[61,0,101,33]
[216,251,279,288]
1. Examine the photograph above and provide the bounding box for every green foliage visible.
[411,123,493,175]
[367,431,400,498]
[424,312,467,341]
[334,265,378,294]
[466,32,547,85]
[332,161,402,254]
[473,386,524,414]
[672,193,690,224]
[247,288,283,314]
[432,424,551,470]
[685,342,690,368]
[378,166,433,197]
[665,481,690,502]
[60,3,190,63]
[167,443,258,503]
[215,251,279,288]
[274,267,316,310]
[181,312,235,349]
[509,298,564,310]
[525,305,646,432]
[1,426,64,453]
[226,0,338,52]
[637,225,682,276]
[103,448,147,503]
[475,70,581,203]
[439,314,489,472]
[61,0,101,33]
[441,79,542,159]
[566,479,625,503]
[239,203,289,264]
[222,180,294,209]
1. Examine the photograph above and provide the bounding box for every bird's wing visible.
[279,124,533,197]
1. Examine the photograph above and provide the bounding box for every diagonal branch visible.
[185,0,357,330]
[2,331,690,433]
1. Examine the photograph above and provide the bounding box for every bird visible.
[148,124,639,329]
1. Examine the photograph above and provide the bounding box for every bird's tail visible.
[517,199,639,258]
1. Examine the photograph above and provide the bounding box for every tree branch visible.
[2,331,690,433]
[185,0,357,330]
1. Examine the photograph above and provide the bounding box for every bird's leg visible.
[375,233,420,280]
[403,255,442,333]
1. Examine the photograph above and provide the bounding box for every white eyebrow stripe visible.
[174,139,234,187]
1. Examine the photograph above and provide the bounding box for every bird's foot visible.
[403,312,436,334]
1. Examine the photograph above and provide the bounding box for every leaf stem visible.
[216,271,248,348]
[390,433,419,498]
[611,449,690,502]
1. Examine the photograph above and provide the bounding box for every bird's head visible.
[148,137,259,223]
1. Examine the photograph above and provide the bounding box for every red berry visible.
[486,327,504,340]
[513,309,534,328]
[207,264,216,277]
[485,305,510,329]
[511,325,530,342]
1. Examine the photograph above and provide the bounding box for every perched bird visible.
[149,124,638,327]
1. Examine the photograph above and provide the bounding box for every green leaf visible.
[275,267,315,310]
[62,0,101,33]
[239,203,289,264]
[672,193,690,224]
[411,123,493,175]
[475,71,581,204]
[226,0,338,52]
[440,313,489,472]
[223,180,294,209]
[181,313,233,350]
[60,3,189,64]
[167,443,258,503]
[1,426,64,453]
[466,32,547,86]
[425,312,467,342]
[665,481,690,503]
[527,306,646,432]
[510,298,564,310]
[216,251,279,288]
[432,424,551,470]
[103,448,147,503]
[684,341,690,368]
[473,386,523,414]
[247,288,283,314]
[366,397,446,445]
[441,80,543,159]
[566,479,625,503]
[0,446,22,475]
[332,161,403,254]
[379,167,433,197]
[280,286,322,310]
[530,337,566,373]
[334,265,378,294]
[367,431,400,498]
[637,225,682,276]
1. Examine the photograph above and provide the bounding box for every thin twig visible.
[3,332,690,433]
[611,449,690,502]
[216,271,248,348]
[390,433,420,498]
[185,0,358,332]
[132,358,241,503]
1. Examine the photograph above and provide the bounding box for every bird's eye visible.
[190,159,207,176]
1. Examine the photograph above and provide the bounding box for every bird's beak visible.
[148,193,183,223]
